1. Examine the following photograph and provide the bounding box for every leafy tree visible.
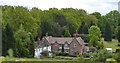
[53,13,67,27]
[88,26,101,47]
[89,35,99,47]
[117,26,120,42]
[97,49,112,61]
[64,30,71,37]
[90,12,101,19]
[84,15,98,28]
[104,21,112,41]
[2,24,15,56]
[41,20,62,37]
[14,24,31,57]
[89,25,101,38]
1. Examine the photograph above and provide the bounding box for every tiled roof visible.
[44,36,84,45]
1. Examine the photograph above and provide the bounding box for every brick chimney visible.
[73,32,79,37]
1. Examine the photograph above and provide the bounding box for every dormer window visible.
[55,41,58,46]
[65,44,68,47]
[65,41,68,47]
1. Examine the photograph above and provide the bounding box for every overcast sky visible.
[0,0,120,15]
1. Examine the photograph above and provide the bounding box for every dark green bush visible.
[58,52,69,56]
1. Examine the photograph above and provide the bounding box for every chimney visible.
[73,32,79,37]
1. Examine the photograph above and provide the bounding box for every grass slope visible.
[102,38,120,52]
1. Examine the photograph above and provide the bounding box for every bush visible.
[115,48,120,53]
[89,47,97,52]
[59,52,69,56]
[69,54,77,57]
[82,53,90,58]
[77,54,84,60]
[7,49,14,58]
[41,51,49,57]
[118,43,120,46]
[97,49,113,62]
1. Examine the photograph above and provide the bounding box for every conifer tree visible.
[104,22,112,41]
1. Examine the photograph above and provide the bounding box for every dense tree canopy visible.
[1,5,120,57]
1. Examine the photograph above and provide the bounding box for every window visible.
[74,43,77,47]
[65,44,68,47]
[55,41,58,46]
[55,44,57,46]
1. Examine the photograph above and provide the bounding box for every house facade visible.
[34,34,87,58]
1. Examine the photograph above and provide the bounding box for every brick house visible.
[34,33,87,58]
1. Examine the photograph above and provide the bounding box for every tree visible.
[104,21,112,41]
[88,25,101,47]
[64,30,71,37]
[2,24,15,56]
[53,13,67,27]
[78,22,88,34]
[117,26,120,42]
[14,24,31,57]
[89,35,99,47]
[61,44,64,53]
[89,25,101,38]
[97,49,112,61]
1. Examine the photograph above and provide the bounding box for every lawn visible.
[101,38,120,52]
[1,57,103,63]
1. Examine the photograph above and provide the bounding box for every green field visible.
[102,38,120,52]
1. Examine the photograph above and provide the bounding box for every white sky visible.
[0,0,120,15]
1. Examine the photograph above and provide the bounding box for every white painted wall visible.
[34,46,51,58]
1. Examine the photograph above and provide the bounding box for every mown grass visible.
[101,38,120,52]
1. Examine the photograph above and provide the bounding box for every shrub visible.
[77,54,84,60]
[118,43,120,46]
[41,51,49,57]
[97,49,113,62]
[7,49,14,58]
[115,48,120,53]
[82,53,90,58]
[58,52,69,56]
[69,54,77,57]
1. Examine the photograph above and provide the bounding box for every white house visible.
[35,45,51,58]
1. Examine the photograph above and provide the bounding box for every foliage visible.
[61,44,64,53]
[80,34,90,43]
[77,54,84,60]
[104,21,112,41]
[97,49,113,62]
[88,25,101,47]
[89,25,101,38]
[2,5,120,58]
[89,35,99,47]
[64,29,71,37]
[41,51,49,57]
[117,26,120,42]
[7,49,14,58]
[58,52,69,56]
[78,22,88,34]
